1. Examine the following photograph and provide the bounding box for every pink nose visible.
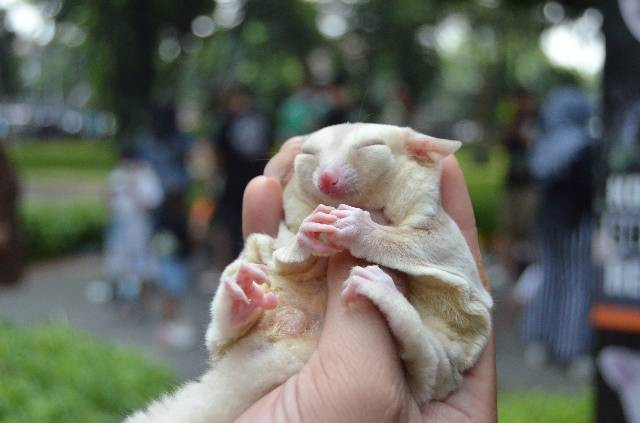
[318,169,339,195]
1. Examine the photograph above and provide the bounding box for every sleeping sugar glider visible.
[126,123,493,423]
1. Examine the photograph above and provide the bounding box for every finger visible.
[306,212,338,224]
[298,233,342,255]
[246,282,263,300]
[440,155,490,289]
[263,136,303,186]
[420,333,497,422]
[337,204,359,211]
[439,155,496,421]
[351,266,378,280]
[300,222,338,234]
[318,252,412,395]
[314,204,335,213]
[224,277,249,303]
[242,176,283,239]
[330,210,350,219]
[340,275,370,303]
[261,292,278,310]
[238,263,267,284]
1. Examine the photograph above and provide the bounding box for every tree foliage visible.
[50,0,598,140]
[59,0,211,136]
[0,10,18,97]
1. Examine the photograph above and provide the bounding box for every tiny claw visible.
[330,210,350,219]
[315,204,335,213]
[341,275,368,303]
[308,212,339,224]
[224,277,250,303]
[300,221,339,234]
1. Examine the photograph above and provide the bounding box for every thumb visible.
[242,176,283,238]
[306,252,418,420]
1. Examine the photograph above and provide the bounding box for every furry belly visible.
[256,272,327,341]
[259,305,324,339]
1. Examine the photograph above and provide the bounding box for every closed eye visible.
[356,139,386,149]
[300,148,318,155]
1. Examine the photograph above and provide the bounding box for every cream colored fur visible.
[126,123,493,422]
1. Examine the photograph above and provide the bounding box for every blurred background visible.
[1,0,639,421]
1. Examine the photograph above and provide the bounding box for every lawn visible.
[498,389,593,422]
[0,323,176,423]
[0,321,593,423]
[9,138,116,172]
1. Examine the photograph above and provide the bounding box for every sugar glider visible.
[126,123,493,423]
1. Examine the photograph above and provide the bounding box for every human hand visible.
[238,137,496,422]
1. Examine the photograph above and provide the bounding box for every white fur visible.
[127,123,493,422]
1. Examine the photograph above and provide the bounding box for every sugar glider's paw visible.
[330,204,377,250]
[297,204,343,256]
[224,263,277,327]
[341,265,396,303]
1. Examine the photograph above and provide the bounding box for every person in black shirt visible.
[214,85,272,258]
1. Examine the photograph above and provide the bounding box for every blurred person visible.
[104,146,163,314]
[521,86,598,375]
[380,82,416,127]
[500,88,538,284]
[213,84,272,260]
[275,79,329,141]
[0,139,23,286]
[139,103,195,349]
[320,74,353,127]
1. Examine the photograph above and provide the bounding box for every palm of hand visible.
[238,139,496,423]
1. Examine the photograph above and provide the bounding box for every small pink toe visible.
[341,277,365,303]
[262,292,278,310]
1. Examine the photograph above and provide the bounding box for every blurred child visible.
[104,147,163,316]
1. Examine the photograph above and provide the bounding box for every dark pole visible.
[594,1,640,422]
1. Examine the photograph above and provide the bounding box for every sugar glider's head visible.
[294,123,461,204]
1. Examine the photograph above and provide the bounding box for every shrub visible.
[21,201,107,261]
[457,147,508,237]
[0,322,176,423]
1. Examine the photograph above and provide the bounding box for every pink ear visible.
[406,134,462,162]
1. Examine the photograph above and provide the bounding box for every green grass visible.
[11,138,112,187]
[18,167,109,183]
[0,322,176,423]
[498,390,593,423]
[9,138,116,171]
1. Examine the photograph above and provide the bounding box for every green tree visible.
[0,10,19,97]
[60,0,210,137]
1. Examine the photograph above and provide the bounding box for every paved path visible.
[0,253,589,392]
[0,254,212,380]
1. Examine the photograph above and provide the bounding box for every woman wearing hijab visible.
[522,86,598,375]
